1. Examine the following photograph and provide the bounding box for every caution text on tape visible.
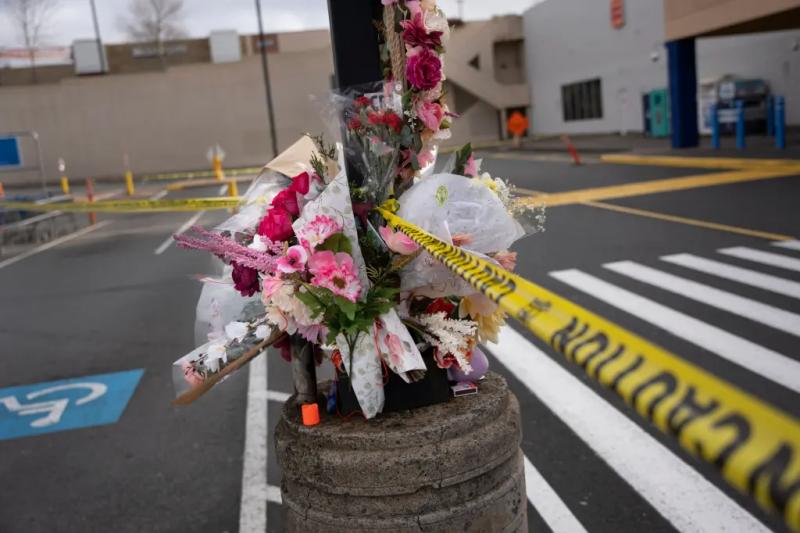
[379,207,800,532]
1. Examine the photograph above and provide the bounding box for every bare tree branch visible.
[3,0,59,82]
[120,0,186,56]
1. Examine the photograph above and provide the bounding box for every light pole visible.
[88,0,106,73]
[254,0,279,158]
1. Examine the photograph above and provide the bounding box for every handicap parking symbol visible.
[0,369,143,440]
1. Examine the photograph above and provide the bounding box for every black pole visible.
[255,0,279,158]
[89,0,106,73]
[326,0,383,90]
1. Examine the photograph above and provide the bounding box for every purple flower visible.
[406,48,442,90]
[231,261,260,297]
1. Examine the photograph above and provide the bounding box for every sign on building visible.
[0,137,21,168]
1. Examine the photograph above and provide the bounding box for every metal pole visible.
[254,0,279,158]
[776,96,786,150]
[31,131,49,196]
[710,104,720,150]
[735,99,745,150]
[89,0,106,73]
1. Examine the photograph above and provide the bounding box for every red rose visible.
[383,112,403,133]
[231,261,260,297]
[367,111,384,125]
[347,116,362,130]
[354,96,370,109]
[289,171,310,195]
[426,298,455,316]
[271,188,299,216]
[257,207,294,242]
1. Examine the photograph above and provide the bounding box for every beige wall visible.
[0,49,334,185]
[665,0,800,40]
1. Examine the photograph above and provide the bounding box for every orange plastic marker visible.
[301,403,320,426]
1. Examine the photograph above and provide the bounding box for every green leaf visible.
[317,232,352,254]
[333,296,357,321]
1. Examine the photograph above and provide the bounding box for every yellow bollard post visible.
[213,155,224,181]
[227,179,239,197]
[125,170,135,196]
[60,175,70,195]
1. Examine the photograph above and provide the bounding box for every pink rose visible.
[400,14,442,49]
[415,101,443,131]
[379,226,419,255]
[271,188,299,216]
[464,155,479,177]
[257,207,294,242]
[406,48,442,90]
[276,245,308,274]
[289,171,310,195]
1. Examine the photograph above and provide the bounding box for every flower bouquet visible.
[170,0,544,418]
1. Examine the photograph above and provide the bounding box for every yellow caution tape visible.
[0,197,244,213]
[142,166,263,182]
[378,207,800,531]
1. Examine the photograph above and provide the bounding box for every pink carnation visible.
[464,155,479,177]
[406,48,442,90]
[296,215,342,250]
[276,245,308,274]
[415,101,444,131]
[379,226,419,255]
[308,251,362,302]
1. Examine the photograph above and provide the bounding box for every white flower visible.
[224,321,249,342]
[248,234,269,252]
[254,324,271,340]
[417,312,476,372]
[204,342,227,373]
[425,9,450,44]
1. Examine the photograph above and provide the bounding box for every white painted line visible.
[94,188,125,201]
[148,189,168,201]
[486,326,770,533]
[662,253,800,300]
[153,211,204,255]
[605,261,800,337]
[267,390,291,403]
[0,220,113,270]
[719,247,800,273]
[239,353,269,533]
[773,240,800,252]
[523,454,588,533]
[266,484,282,505]
[549,269,800,393]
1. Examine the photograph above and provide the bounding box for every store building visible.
[522,0,800,145]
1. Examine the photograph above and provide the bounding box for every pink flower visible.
[494,251,517,271]
[261,276,283,298]
[276,245,308,274]
[289,171,310,195]
[308,251,362,302]
[257,207,294,242]
[405,0,422,16]
[464,155,479,177]
[417,148,435,168]
[406,48,442,90]
[379,226,419,255]
[297,323,328,344]
[400,14,442,49]
[415,101,443,131]
[383,332,405,368]
[182,361,205,387]
[296,215,342,250]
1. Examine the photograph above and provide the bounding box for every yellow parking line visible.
[582,201,794,241]
[520,168,797,207]
[601,153,800,171]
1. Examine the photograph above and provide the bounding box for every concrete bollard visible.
[276,373,527,532]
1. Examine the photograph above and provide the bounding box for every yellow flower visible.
[459,293,507,343]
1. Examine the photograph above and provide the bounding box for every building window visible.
[561,78,603,121]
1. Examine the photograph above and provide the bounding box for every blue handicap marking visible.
[0,369,143,440]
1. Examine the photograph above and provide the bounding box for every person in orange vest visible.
[507,111,529,148]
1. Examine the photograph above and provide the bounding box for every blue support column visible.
[766,95,775,137]
[736,100,746,150]
[711,104,720,150]
[667,38,699,148]
[776,96,786,149]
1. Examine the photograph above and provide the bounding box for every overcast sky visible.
[0,0,540,48]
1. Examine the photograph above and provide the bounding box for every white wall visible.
[523,0,800,135]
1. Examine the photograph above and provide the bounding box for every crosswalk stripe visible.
[549,269,800,393]
[487,326,770,533]
[773,240,800,252]
[604,261,800,337]
[719,246,800,273]
[523,455,588,533]
[661,253,800,300]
